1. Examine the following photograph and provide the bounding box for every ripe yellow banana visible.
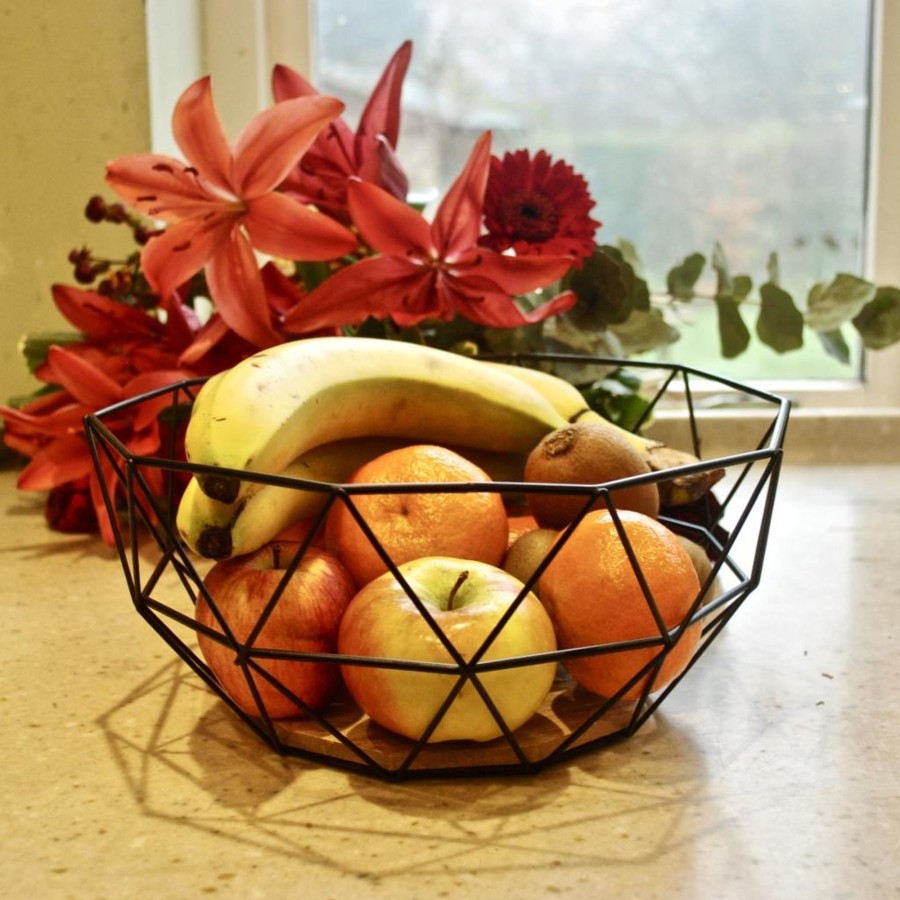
[185,336,567,504]
[483,361,661,456]
[177,436,405,559]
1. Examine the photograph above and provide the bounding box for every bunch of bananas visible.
[176,336,717,560]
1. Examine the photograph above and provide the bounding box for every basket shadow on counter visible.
[83,354,790,782]
[93,649,713,875]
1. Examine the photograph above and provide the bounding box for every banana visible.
[185,336,568,503]
[177,436,406,559]
[488,360,725,505]
[483,361,662,456]
[177,434,528,559]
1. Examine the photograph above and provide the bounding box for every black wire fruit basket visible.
[83,352,790,782]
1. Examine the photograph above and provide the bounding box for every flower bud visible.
[84,195,107,222]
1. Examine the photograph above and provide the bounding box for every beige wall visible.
[0,0,150,403]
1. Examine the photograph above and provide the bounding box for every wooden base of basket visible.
[274,672,638,774]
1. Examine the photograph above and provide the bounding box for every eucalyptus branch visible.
[557,242,900,365]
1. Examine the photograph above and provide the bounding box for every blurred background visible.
[2,0,897,406]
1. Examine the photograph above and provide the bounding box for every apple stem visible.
[447,570,469,611]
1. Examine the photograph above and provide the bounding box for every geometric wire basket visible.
[83,352,790,782]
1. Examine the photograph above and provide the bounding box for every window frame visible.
[145,0,900,413]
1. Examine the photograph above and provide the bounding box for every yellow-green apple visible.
[195,540,356,720]
[337,556,558,742]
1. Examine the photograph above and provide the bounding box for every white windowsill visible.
[646,407,900,464]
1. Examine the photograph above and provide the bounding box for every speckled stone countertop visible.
[2,463,898,899]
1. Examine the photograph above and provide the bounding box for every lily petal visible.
[471,289,578,328]
[141,213,234,300]
[244,192,357,260]
[52,285,162,340]
[272,46,412,215]
[272,63,319,101]
[433,131,492,258]
[272,64,356,177]
[356,40,412,152]
[516,289,579,322]
[90,455,121,545]
[172,76,235,195]
[175,313,249,369]
[356,135,409,201]
[0,396,87,437]
[205,230,282,348]
[437,276,577,329]
[160,294,201,351]
[233,95,345,198]
[462,247,574,296]
[125,370,193,430]
[389,276,453,325]
[260,261,306,314]
[283,255,427,332]
[105,154,223,221]
[45,345,122,408]
[17,435,94,491]
[348,180,433,258]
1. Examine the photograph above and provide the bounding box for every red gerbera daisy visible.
[480,149,600,264]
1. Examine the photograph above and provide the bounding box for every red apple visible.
[195,541,355,720]
[337,556,558,743]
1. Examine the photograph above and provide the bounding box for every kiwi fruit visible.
[524,421,660,528]
[677,534,721,605]
[502,527,558,596]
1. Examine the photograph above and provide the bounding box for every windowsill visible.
[645,407,900,464]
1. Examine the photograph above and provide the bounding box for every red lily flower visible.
[481,149,600,263]
[0,346,189,543]
[282,132,577,334]
[48,283,244,379]
[272,41,412,222]
[175,312,258,371]
[175,261,348,368]
[44,477,98,534]
[51,284,183,364]
[51,283,164,342]
[105,77,358,350]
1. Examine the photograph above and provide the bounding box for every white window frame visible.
[145,0,900,419]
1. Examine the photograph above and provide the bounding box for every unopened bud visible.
[84,196,107,222]
[106,203,128,223]
[74,262,96,284]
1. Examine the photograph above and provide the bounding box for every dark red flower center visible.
[496,190,560,243]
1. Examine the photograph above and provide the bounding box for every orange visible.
[325,444,509,586]
[539,509,701,700]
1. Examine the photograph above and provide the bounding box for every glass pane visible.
[314,0,873,381]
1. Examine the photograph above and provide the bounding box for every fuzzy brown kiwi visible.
[677,534,721,606]
[524,421,660,528]
[502,527,559,596]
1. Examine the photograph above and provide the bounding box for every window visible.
[145,0,900,410]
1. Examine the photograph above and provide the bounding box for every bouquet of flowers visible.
[0,42,607,538]
[2,40,897,540]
